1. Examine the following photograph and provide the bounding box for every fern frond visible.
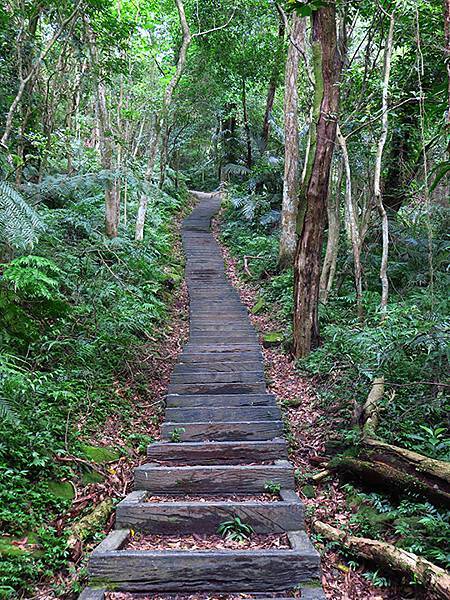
[222,163,251,177]
[0,180,43,248]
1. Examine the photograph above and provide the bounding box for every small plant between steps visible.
[264,481,281,495]
[218,517,254,543]
[169,427,185,442]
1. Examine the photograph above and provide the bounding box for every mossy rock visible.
[46,480,75,501]
[81,469,104,485]
[80,444,121,464]
[263,332,283,348]
[302,484,316,499]
[0,534,42,557]
[251,297,265,314]
[284,397,302,408]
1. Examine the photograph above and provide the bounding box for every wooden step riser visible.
[161,420,284,442]
[134,464,294,494]
[170,372,264,384]
[174,362,263,374]
[147,440,287,464]
[178,352,262,363]
[165,394,276,407]
[165,406,281,423]
[89,552,319,592]
[116,502,304,534]
[168,383,266,395]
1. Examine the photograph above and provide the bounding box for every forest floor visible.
[213,217,428,600]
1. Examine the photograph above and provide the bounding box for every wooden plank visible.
[168,382,266,395]
[147,439,288,464]
[133,463,294,493]
[170,372,264,384]
[173,361,263,374]
[179,352,262,363]
[165,406,281,423]
[88,548,320,591]
[116,498,304,534]
[78,588,105,600]
[161,420,284,441]
[92,529,129,554]
[165,393,276,407]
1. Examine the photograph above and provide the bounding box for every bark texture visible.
[293,3,342,357]
[279,14,304,268]
[313,521,450,600]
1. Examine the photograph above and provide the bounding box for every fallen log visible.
[330,455,450,506]
[67,498,114,548]
[313,520,450,600]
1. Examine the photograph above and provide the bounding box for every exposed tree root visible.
[67,498,114,548]
[313,520,450,600]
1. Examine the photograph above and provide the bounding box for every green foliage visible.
[169,427,185,442]
[0,184,187,596]
[264,481,281,495]
[0,180,43,249]
[218,517,254,542]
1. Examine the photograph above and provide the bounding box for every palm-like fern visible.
[0,180,43,248]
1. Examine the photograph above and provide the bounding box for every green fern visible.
[0,180,43,248]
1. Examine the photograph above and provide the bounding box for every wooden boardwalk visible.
[80,192,324,599]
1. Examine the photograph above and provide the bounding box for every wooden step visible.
[165,393,277,407]
[165,406,281,423]
[134,462,294,494]
[116,489,304,534]
[147,439,288,464]
[173,361,263,374]
[160,420,284,441]
[88,529,320,592]
[170,372,264,384]
[168,382,266,395]
[179,351,262,363]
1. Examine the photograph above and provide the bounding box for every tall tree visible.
[292,1,342,357]
[279,13,306,268]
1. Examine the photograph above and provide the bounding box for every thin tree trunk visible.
[96,79,119,238]
[292,2,342,358]
[135,119,161,241]
[279,14,304,268]
[262,17,285,149]
[320,158,342,302]
[135,0,191,241]
[374,12,395,314]
[0,4,80,148]
[242,78,252,169]
[444,0,450,152]
[337,125,363,317]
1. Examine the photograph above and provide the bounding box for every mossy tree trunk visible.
[292,2,342,357]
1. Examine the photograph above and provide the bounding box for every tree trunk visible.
[135,118,161,242]
[292,2,342,357]
[279,14,304,269]
[135,0,191,241]
[374,12,395,314]
[242,78,252,169]
[444,0,450,152]
[96,79,119,238]
[261,17,285,150]
[313,521,450,599]
[319,158,342,302]
[337,125,363,317]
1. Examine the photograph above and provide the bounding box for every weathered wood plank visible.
[147,439,288,464]
[78,588,105,600]
[174,361,263,374]
[92,529,129,554]
[165,393,276,407]
[165,406,281,423]
[170,372,264,384]
[168,382,266,395]
[88,548,320,591]
[116,498,304,534]
[160,420,284,441]
[133,463,294,493]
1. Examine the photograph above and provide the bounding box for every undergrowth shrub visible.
[0,180,188,596]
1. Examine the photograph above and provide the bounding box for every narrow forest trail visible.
[79,192,323,599]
